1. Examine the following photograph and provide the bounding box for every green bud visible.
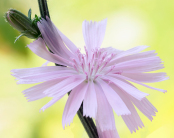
[5,9,41,40]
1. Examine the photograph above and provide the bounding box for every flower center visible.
[71,47,117,82]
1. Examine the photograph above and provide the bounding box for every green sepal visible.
[5,9,41,40]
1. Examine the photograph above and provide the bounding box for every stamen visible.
[78,53,82,62]
[94,64,100,75]
[82,55,85,64]
[98,51,101,58]
[88,62,90,72]
[94,75,100,80]
[73,64,79,72]
[105,66,115,75]
[92,53,95,61]
[102,52,107,60]
[94,50,98,58]
[108,81,113,85]
[85,72,88,80]
[84,46,87,51]
[98,60,102,67]
[111,53,115,58]
[115,71,122,75]
[81,62,85,72]
[90,53,95,67]
[90,67,94,76]
[72,58,78,67]
[98,53,115,72]
[71,47,117,82]
[85,46,88,60]
[99,60,109,72]
[109,53,116,62]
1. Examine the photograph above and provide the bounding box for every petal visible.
[82,19,107,58]
[62,82,88,127]
[83,81,97,118]
[97,78,131,116]
[55,28,78,54]
[28,37,72,66]
[111,80,158,121]
[101,47,123,56]
[110,84,144,133]
[131,97,158,121]
[11,66,75,78]
[110,56,162,73]
[42,61,51,66]
[45,75,86,97]
[94,83,116,131]
[112,45,149,60]
[40,95,64,111]
[23,79,61,102]
[108,50,157,66]
[122,72,168,83]
[101,75,149,100]
[38,17,75,59]
[96,119,120,138]
[11,66,76,84]
[46,17,77,58]
[112,74,167,93]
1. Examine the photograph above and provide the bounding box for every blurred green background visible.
[0,0,174,138]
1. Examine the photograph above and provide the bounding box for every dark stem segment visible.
[38,0,50,19]
[68,92,99,138]
[77,103,99,138]
[37,0,99,137]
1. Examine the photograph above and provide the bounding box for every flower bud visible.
[5,9,41,39]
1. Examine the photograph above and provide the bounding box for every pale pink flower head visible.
[11,17,168,138]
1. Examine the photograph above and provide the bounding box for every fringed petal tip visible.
[27,37,42,47]
[39,108,45,113]
[11,70,19,78]
[136,45,149,51]
[139,93,150,100]
[42,61,50,66]
[163,90,167,93]
[27,99,34,102]
[142,45,149,48]
[82,18,108,54]
[83,18,107,24]
[118,112,131,116]
[10,73,15,77]
[100,127,116,132]
[39,104,50,112]
[62,119,73,129]
[83,114,96,119]
[127,122,145,134]
[10,69,16,73]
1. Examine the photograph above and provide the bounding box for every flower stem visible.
[68,92,99,138]
[37,0,50,19]
[37,0,99,138]
[77,103,99,138]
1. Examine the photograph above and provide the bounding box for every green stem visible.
[77,103,99,138]
[38,0,50,19]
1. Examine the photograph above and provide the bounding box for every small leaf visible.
[14,33,25,43]
[28,8,32,20]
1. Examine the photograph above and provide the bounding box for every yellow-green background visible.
[0,0,173,138]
